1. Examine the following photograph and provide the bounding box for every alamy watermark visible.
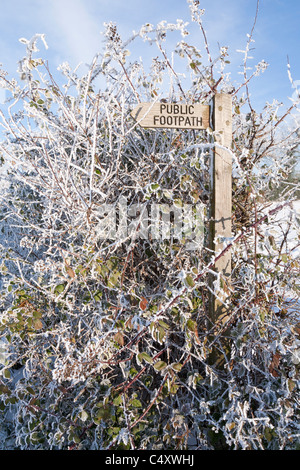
[0,88,6,105]
[0,340,8,366]
[94,196,205,251]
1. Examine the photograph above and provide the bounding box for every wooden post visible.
[209,93,232,326]
[130,96,233,330]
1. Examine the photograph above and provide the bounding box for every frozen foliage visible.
[0,1,299,450]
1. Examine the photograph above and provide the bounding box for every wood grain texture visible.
[209,93,232,324]
[131,102,210,130]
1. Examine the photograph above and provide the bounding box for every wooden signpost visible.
[131,95,232,327]
[209,94,232,325]
[131,102,210,130]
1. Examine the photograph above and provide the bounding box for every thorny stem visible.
[129,374,169,430]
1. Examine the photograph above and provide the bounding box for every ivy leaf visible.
[113,395,122,406]
[130,398,142,408]
[93,405,111,425]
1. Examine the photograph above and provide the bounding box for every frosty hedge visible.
[0,0,299,450]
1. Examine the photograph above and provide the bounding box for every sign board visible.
[131,102,210,130]
[131,94,233,331]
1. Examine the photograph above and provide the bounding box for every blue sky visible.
[0,0,299,111]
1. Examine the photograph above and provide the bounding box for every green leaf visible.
[30,432,40,443]
[264,427,273,443]
[138,352,153,364]
[171,363,183,372]
[108,426,121,437]
[150,183,160,191]
[158,326,166,344]
[153,360,167,371]
[33,311,42,319]
[108,271,121,288]
[54,284,65,294]
[174,198,183,208]
[150,322,166,344]
[29,101,38,109]
[170,382,179,394]
[93,291,102,302]
[113,395,122,406]
[158,320,169,330]
[0,384,11,395]
[186,319,197,332]
[185,275,195,288]
[130,398,142,408]
[3,369,10,379]
[93,405,111,425]
[259,308,267,323]
[129,367,138,377]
